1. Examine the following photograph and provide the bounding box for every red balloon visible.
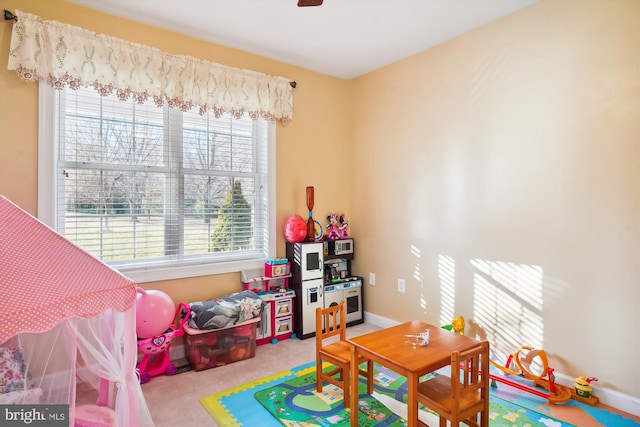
[284,214,307,243]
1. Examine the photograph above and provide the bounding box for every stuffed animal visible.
[325,213,341,240]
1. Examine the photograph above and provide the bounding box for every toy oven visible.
[343,278,363,324]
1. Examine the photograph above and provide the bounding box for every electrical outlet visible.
[398,278,406,293]
[369,272,376,286]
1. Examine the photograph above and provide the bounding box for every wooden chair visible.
[315,302,373,408]
[417,340,490,427]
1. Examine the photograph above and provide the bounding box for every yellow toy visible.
[573,376,599,404]
[442,315,465,335]
[451,316,465,335]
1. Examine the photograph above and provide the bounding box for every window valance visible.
[7,10,293,123]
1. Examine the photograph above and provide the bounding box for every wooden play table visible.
[348,320,486,427]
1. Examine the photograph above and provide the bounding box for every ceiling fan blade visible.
[298,0,323,6]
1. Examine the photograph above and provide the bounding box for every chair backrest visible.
[450,340,489,399]
[316,301,347,345]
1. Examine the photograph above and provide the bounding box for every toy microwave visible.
[326,238,354,256]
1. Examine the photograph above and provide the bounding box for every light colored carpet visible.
[140,322,380,427]
[141,321,640,427]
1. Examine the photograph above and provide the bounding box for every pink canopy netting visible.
[0,195,154,426]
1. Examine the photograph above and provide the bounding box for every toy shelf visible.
[241,268,292,293]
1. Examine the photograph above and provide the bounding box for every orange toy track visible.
[489,346,572,404]
[532,378,573,404]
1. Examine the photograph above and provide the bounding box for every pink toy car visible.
[136,302,190,384]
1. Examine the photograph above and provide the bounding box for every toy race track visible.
[489,345,599,406]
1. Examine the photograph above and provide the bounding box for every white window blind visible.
[40,84,274,281]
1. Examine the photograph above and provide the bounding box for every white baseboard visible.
[170,343,186,362]
[138,343,186,365]
[363,311,401,329]
[553,372,640,417]
[362,310,640,418]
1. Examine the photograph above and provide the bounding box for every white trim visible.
[37,83,55,226]
[362,311,401,329]
[267,123,277,258]
[553,371,640,417]
[126,258,264,283]
[170,342,185,363]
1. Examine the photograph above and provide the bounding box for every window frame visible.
[37,82,276,283]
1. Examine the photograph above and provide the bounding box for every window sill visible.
[121,258,266,283]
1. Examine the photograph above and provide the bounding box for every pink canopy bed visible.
[0,195,154,426]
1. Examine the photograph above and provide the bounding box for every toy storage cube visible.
[183,317,259,372]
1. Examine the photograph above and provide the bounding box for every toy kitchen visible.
[286,238,364,340]
[241,259,296,346]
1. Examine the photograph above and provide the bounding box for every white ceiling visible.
[66,0,538,80]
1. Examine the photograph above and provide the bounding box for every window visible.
[38,84,275,282]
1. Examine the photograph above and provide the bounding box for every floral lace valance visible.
[7,10,293,123]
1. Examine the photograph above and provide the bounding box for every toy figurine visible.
[325,213,341,240]
[339,213,349,238]
[573,376,598,399]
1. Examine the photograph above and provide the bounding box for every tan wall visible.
[0,0,352,302]
[352,0,639,398]
[1,0,638,402]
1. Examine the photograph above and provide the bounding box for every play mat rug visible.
[200,361,640,427]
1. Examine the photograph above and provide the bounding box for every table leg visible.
[350,345,359,427]
[407,372,418,427]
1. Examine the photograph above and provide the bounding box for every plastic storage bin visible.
[183,317,259,371]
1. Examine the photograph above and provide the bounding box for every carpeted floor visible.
[141,323,381,426]
[200,361,640,427]
[140,323,639,427]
